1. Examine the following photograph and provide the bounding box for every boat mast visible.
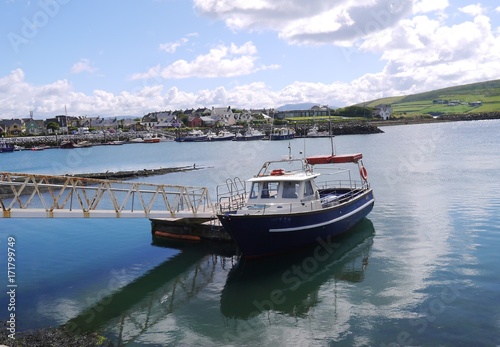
[328,106,336,156]
[64,105,68,135]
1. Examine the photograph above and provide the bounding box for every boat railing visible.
[319,188,367,208]
[316,178,367,190]
[216,177,247,213]
[256,158,313,177]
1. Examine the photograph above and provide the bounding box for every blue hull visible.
[174,137,208,142]
[218,190,374,258]
[208,137,234,141]
[270,134,294,140]
[0,145,14,153]
[233,135,265,141]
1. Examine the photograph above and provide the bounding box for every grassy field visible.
[284,116,367,123]
[359,79,500,116]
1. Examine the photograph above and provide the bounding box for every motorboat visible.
[270,127,295,140]
[216,152,374,258]
[175,129,208,142]
[233,127,265,141]
[0,142,15,153]
[207,130,235,141]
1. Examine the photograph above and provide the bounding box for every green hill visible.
[360,79,500,116]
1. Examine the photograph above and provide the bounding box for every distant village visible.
[0,104,392,137]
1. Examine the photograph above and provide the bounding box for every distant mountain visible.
[277,103,320,111]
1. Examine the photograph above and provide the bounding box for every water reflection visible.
[63,248,214,344]
[220,219,375,319]
[57,220,374,345]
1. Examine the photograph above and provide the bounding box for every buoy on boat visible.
[270,169,285,176]
[360,166,368,181]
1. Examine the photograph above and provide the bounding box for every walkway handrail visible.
[0,172,215,218]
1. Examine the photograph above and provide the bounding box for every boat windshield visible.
[304,180,314,198]
[282,181,299,199]
[249,182,260,199]
[249,182,281,199]
[249,181,305,200]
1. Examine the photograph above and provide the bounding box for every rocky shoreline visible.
[1,121,385,148]
[0,320,113,347]
[371,111,500,127]
[293,121,384,136]
[439,111,500,121]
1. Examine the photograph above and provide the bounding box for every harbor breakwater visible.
[4,113,500,148]
[295,121,384,136]
[1,122,384,148]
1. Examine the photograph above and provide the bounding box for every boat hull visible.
[218,189,375,259]
[0,145,14,153]
[270,134,294,140]
[175,136,208,142]
[233,135,265,141]
[208,136,234,141]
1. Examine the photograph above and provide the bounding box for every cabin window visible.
[261,182,280,199]
[249,182,260,199]
[304,180,314,197]
[282,181,299,199]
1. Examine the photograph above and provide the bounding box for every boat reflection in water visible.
[58,220,372,345]
[63,249,209,339]
[220,218,375,319]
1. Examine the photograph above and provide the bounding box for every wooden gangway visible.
[0,172,215,219]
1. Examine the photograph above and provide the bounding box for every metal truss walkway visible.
[0,172,215,218]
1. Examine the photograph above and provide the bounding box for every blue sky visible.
[1,0,500,118]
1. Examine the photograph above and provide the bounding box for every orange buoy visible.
[270,169,285,176]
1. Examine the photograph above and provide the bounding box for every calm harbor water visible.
[1,120,500,346]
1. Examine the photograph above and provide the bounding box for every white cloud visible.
[131,41,277,80]
[159,38,189,53]
[353,12,500,102]
[159,33,199,53]
[129,65,162,81]
[71,59,97,74]
[413,0,449,14]
[459,4,484,17]
[229,41,257,55]
[194,0,414,46]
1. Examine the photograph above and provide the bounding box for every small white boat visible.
[143,133,161,143]
[270,127,295,140]
[129,137,144,143]
[104,140,125,145]
[207,130,235,141]
[233,127,265,141]
[307,125,330,137]
[175,129,208,142]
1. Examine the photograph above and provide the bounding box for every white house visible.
[211,106,235,126]
[373,104,392,120]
